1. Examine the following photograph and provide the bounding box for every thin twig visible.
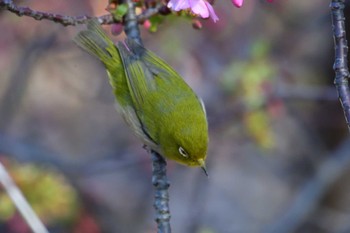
[123,0,142,45]
[331,0,350,130]
[0,161,49,233]
[151,151,171,233]
[121,0,172,231]
[0,0,163,26]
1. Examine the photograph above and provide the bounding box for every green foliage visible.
[148,15,164,33]
[111,4,128,21]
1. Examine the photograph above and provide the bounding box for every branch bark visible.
[151,151,171,233]
[331,0,350,130]
[0,0,163,26]
[121,0,172,232]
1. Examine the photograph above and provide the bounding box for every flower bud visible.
[143,20,151,30]
[192,20,202,30]
[232,0,243,8]
[111,23,123,35]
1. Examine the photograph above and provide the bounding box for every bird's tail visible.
[74,19,125,91]
[74,19,121,70]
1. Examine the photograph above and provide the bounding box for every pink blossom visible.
[232,0,273,8]
[167,0,219,22]
[232,0,243,8]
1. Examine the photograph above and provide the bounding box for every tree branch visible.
[151,151,171,233]
[123,0,142,45]
[331,0,350,130]
[121,0,172,231]
[0,0,163,26]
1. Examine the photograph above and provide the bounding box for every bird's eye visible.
[178,147,188,158]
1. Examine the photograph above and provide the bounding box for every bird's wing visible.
[116,41,157,112]
[124,39,180,81]
[117,104,159,149]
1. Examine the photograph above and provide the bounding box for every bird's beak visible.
[198,158,208,177]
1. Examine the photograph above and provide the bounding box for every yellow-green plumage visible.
[74,20,208,169]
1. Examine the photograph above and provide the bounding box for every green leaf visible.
[112,4,128,21]
[149,15,163,33]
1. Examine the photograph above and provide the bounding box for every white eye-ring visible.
[178,147,188,158]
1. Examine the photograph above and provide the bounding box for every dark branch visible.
[151,151,171,233]
[123,0,142,45]
[121,0,172,231]
[0,0,163,26]
[331,0,350,130]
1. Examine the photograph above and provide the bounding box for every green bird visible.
[74,20,208,173]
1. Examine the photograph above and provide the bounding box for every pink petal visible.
[167,0,174,8]
[189,0,209,18]
[167,0,219,23]
[204,1,219,22]
[167,0,190,11]
[232,0,244,8]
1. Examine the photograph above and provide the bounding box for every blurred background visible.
[0,0,349,232]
